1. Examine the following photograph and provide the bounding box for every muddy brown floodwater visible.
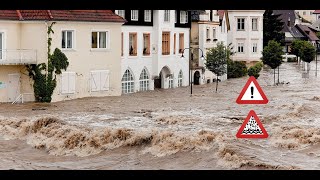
[1,61,320,170]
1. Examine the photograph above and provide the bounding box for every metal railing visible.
[0,49,37,65]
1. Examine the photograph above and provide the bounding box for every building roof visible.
[289,26,305,38]
[296,24,319,41]
[217,10,224,20]
[273,10,296,32]
[313,10,320,14]
[0,10,125,22]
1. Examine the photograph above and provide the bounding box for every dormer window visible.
[180,11,188,24]
[131,10,138,21]
[164,10,170,22]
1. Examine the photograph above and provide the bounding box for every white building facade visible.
[227,10,264,65]
[190,10,229,85]
[117,10,190,93]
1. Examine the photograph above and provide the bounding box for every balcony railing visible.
[0,49,37,65]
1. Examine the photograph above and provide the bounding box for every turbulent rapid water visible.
[1,60,320,169]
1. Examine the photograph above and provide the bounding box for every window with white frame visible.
[303,11,306,15]
[237,18,245,31]
[61,72,76,94]
[62,30,74,49]
[129,32,137,56]
[179,33,184,53]
[252,18,258,31]
[164,10,170,22]
[206,28,210,40]
[131,10,139,21]
[122,69,134,94]
[178,70,183,87]
[139,68,149,91]
[92,31,108,49]
[90,70,110,92]
[252,42,258,53]
[117,10,125,19]
[0,32,3,59]
[310,11,313,15]
[180,10,188,24]
[212,28,216,39]
[168,74,174,88]
[238,42,244,53]
[144,10,151,22]
[143,33,150,56]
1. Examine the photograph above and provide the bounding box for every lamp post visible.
[316,43,318,77]
[180,47,205,95]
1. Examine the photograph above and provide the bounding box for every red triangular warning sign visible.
[236,110,268,138]
[236,76,268,104]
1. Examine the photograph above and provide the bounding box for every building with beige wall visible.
[190,10,230,85]
[0,10,124,103]
[227,10,264,66]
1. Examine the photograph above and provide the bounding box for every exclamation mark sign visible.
[251,86,254,99]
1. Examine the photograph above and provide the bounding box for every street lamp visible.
[180,47,205,95]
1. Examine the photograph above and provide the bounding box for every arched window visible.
[139,68,149,91]
[122,69,134,93]
[178,70,183,87]
[168,74,174,88]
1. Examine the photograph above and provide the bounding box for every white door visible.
[8,73,20,102]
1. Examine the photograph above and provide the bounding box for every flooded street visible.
[1,61,320,169]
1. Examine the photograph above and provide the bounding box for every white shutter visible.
[100,70,110,91]
[90,71,100,92]
[61,72,69,94]
[68,72,76,94]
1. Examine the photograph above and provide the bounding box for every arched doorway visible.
[194,71,200,85]
[154,66,171,89]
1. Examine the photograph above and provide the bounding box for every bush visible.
[287,57,297,62]
[248,61,263,79]
[227,60,248,79]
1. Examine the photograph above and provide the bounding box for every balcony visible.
[0,49,37,65]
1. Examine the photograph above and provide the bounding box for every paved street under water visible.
[1,61,320,169]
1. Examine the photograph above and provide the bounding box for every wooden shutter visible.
[101,70,110,91]
[90,71,100,92]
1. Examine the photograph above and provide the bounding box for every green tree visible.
[300,41,316,75]
[263,10,285,47]
[290,40,304,63]
[205,42,229,92]
[248,62,263,79]
[261,40,284,85]
[26,22,69,102]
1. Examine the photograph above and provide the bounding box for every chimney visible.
[287,16,291,27]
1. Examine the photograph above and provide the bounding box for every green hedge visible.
[248,61,263,79]
[227,60,248,79]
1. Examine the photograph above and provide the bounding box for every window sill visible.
[62,48,76,52]
[90,48,110,52]
[252,30,258,31]
[142,55,152,58]
[127,55,138,59]
[237,30,245,31]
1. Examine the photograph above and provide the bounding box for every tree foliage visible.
[300,41,316,63]
[227,60,248,79]
[290,40,304,58]
[248,62,263,79]
[26,22,69,102]
[205,42,231,92]
[261,40,284,69]
[263,10,285,47]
